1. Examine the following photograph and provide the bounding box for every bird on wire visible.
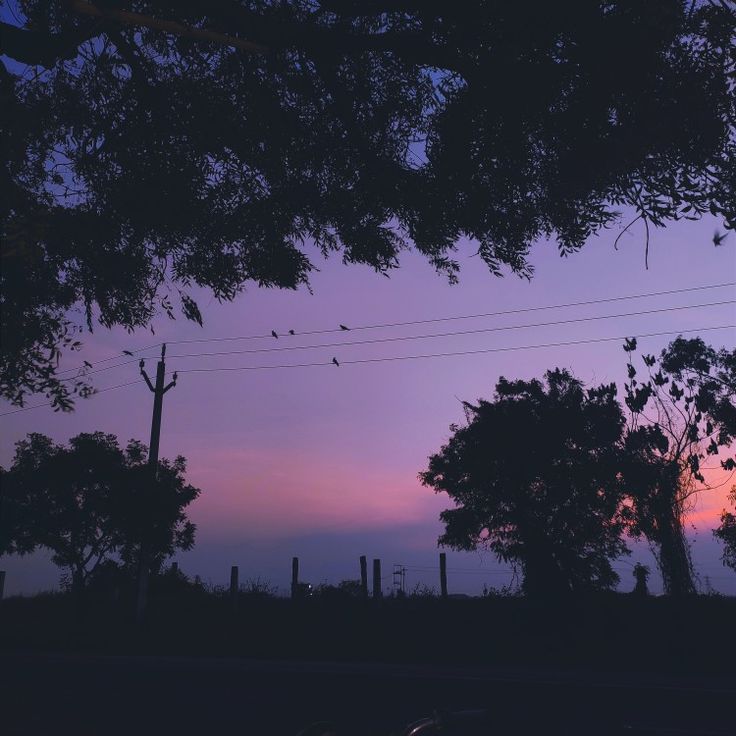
[271,330,278,339]
[288,329,295,335]
[332,357,340,367]
[123,350,134,356]
[340,324,350,331]
[83,360,92,368]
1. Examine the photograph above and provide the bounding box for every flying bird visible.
[271,330,278,339]
[339,324,350,331]
[288,329,295,335]
[713,230,729,246]
[83,360,92,368]
[332,357,340,367]
[123,350,134,356]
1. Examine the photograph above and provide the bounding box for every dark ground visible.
[1,592,734,735]
[1,653,735,736]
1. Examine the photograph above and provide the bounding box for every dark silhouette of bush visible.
[631,563,651,597]
[313,580,363,601]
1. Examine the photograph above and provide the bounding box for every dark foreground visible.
[1,592,734,735]
[1,653,735,736]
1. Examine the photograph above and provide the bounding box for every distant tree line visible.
[422,337,736,596]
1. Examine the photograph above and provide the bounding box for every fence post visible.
[372,558,382,599]
[360,556,368,599]
[0,571,5,601]
[439,552,448,598]
[291,557,299,599]
[230,565,239,606]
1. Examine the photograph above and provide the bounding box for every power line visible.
[57,297,736,381]
[175,324,735,375]
[4,323,734,416]
[163,299,735,361]
[55,281,736,378]
[0,380,139,417]
[151,281,736,346]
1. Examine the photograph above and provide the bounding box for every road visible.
[1,654,734,735]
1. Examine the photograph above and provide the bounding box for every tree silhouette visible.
[2,1,734,407]
[421,369,629,596]
[620,337,736,596]
[2,432,200,594]
[714,485,736,573]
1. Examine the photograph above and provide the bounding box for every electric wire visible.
[175,324,736,375]
[56,297,736,382]
[4,324,734,416]
[53,281,736,377]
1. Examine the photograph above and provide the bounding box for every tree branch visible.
[71,0,268,55]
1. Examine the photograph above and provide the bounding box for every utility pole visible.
[136,344,177,623]
[439,552,448,599]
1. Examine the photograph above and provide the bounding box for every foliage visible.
[313,579,363,600]
[409,583,437,599]
[714,486,736,573]
[421,369,630,595]
[2,431,200,592]
[620,337,736,595]
[1,1,735,406]
[239,577,279,599]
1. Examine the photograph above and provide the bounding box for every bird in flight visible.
[271,330,278,339]
[332,357,340,367]
[340,324,350,331]
[713,230,729,246]
[288,329,295,335]
[83,360,92,368]
[123,350,134,356]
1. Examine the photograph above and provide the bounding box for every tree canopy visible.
[1,1,734,407]
[0,431,200,592]
[420,369,629,595]
[619,337,736,595]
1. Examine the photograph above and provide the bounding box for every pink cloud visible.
[185,445,447,538]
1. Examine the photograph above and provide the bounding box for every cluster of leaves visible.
[0,431,200,592]
[714,486,736,572]
[1,0,734,406]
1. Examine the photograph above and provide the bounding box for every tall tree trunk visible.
[652,483,696,596]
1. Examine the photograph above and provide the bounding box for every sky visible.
[1,214,735,597]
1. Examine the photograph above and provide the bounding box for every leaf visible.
[180,292,203,326]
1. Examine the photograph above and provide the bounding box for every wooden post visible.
[360,556,368,598]
[372,558,382,599]
[291,557,299,599]
[439,552,448,598]
[230,565,239,605]
[0,571,5,601]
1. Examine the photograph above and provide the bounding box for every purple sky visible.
[1,214,735,596]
